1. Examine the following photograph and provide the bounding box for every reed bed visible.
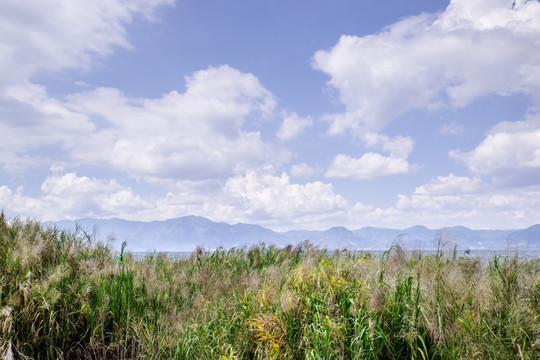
[0,214,538,359]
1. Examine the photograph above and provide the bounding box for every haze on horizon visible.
[1,0,540,232]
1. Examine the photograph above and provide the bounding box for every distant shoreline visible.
[131,248,540,259]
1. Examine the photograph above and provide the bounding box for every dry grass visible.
[0,213,538,359]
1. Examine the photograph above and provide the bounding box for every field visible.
[0,214,539,359]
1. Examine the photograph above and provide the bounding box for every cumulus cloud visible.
[390,173,540,229]
[0,167,355,231]
[450,115,540,186]
[326,133,416,180]
[2,166,538,231]
[361,133,414,158]
[2,0,539,232]
[0,0,174,84]
[313,0,540,134]
[1,83,94,149]
[0,83,97,172]
[277,111,313,140]
[290,163,320,178]
[412,173,482,196]
[223,166,348,219]
[0,0,174,172]
[326,153,414,180]
[0,151,43,174]
[63,65,283,180]
[0,64,285,180]
[1,171,148,221]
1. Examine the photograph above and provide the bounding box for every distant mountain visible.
[49,216,540,252]
[393,226,439,249]
[51,216,287,251]
[438,226,513,250]
[352,227,401,248]
[505,224,540,249]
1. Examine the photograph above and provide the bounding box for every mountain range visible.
[49,216,540,252]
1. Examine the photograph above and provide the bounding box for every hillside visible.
[50,216,540,252]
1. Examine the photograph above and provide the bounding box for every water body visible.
[130,249,540,260]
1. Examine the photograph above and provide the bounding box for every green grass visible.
[0,213,538,359]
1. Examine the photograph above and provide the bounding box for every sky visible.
[1,0,540,231]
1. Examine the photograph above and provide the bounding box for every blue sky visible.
[1,0,540,231]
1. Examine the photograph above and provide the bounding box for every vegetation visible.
[0,213,538,359]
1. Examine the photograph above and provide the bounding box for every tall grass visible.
[0,213,538,359]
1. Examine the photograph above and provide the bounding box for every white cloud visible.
[0,83,96,173]
[217,170,537,230]
[1,167,355,231]
[439,122,465,135]
[325,132,416,180]
[277,111,313,140]
[390,173,540,229]
[326,153,414,180]
[1,0,539,233]
[0,65,285,180]
[223,167,348,219]
[0,0,174,172]
[1,83,94,149]
[313,0,540,134]
[361,133,414,158]
[412,173,482,196]
[0,151,42,174]
[290,163,319,178]
[2,167,538,232]
[0,0,174,85]
[63,65,283,180]
[450,118,540,186]
[1,172,148,221]
[0,185,11,204]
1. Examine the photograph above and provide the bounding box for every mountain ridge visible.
[48,216,540,252]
